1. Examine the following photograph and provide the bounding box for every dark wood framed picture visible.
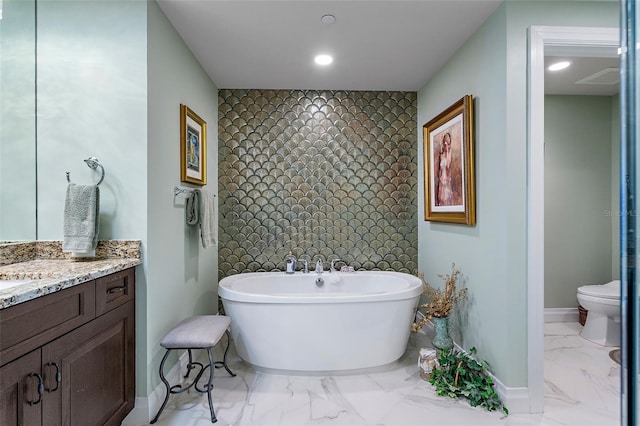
[423,95,475,225]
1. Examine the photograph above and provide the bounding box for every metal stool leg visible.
[192,348,217,423]
[150,349,172,424]
[205,348,217,423]
[184,349,196,379]
[213,330,236,377]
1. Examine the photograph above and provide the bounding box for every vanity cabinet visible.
[0,349,42,425]
[0,267,136,426]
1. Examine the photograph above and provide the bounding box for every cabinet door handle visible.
[27,372,44,405]
[107,285,126,294]
[45,362,62,392]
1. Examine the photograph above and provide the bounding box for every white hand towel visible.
[62,184,100,253]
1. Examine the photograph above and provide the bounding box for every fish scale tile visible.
[218,89,418,278]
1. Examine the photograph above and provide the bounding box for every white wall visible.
[418,0,619,389]
[544,95,616,308]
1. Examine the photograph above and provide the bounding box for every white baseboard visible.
[492,376,533,414]
[121,350,190,425]
[120,397,149,426]
[544,307,579,323]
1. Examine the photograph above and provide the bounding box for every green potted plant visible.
[429,347,509,415]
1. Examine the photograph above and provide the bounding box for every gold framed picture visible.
[423,95,475,225]
[180,104,207,186]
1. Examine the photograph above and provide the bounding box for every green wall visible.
[27,0,220,399]
[418,3,515,384]
[611,94,620,280]
[0,0,36,241]
[146,0,219,395]
[37,0,148,241]
[36,0,150,395]
[544,95,618,309]
[417,0,619,389]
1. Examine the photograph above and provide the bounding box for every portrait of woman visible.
[433,128,463,208]
[436,132,453,206]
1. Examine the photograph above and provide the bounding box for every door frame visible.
[527,25,619,413]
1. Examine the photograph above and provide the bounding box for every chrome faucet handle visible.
[315,259,323,274]
[330,258,342,273]
[300,259,309,273]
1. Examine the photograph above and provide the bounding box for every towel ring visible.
[66,157,105,186]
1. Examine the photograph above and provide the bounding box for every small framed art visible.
[180,104,207,185]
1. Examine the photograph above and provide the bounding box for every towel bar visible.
[66,157,105,186]
[174,186,216,197]
[174,186,194,197]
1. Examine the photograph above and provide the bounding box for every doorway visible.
[527,25,620,413]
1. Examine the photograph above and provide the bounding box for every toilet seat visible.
[577,293,620,307]
[577,280,620,300]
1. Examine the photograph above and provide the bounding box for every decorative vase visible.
[431,316,453,350]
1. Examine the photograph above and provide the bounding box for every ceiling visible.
[545,55,620,96]
[156,0,619,96]
[156,0,503,91]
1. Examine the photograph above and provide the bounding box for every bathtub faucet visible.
[315,259,323,274]
[330,258,343,273]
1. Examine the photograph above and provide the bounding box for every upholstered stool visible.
[150,315,235,424]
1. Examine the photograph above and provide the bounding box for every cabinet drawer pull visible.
[107,285,126,294]
[27,372,44,405]
[45,362,62,392]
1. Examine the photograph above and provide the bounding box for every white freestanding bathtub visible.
[218,271,422,373]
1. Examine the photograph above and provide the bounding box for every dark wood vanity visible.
[0,266,137,426]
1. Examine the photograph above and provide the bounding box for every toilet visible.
[576,280,621,346]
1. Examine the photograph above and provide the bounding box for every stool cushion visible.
[160,315,231,349]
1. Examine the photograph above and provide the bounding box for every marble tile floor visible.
[138,322,620,426]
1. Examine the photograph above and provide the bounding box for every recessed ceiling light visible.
[314,54,333,66]
[548,61,571,71]
[321,14,335,25]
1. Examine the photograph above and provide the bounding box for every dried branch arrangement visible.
[412,263,467,332]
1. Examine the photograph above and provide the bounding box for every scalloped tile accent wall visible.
[218,89,417,278]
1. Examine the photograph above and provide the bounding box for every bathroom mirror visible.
[0,0,38,241]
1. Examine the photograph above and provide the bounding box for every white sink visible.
[0,279,32,291]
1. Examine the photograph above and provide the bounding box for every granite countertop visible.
[0,258,142,309]
[0,240,141,309]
